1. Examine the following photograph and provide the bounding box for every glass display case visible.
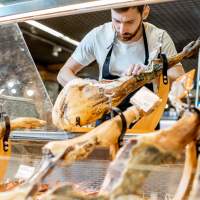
[0,1,199,200]
[0,23,66,136]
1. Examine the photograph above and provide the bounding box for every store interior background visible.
[1,0,200,128]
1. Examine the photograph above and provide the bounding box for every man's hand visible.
[121,63,146,76]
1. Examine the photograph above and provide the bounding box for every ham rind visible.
[53,38,200,130]
[0,117,46,139]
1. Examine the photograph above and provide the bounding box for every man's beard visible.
[115,20,142,42]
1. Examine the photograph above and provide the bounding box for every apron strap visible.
[160,53,168,85]
[142,23,149,65]
[102,32,119,79]
[102,44,119,79]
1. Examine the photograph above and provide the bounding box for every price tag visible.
[0,89,5,94]
[15,165,35,180]
[175,69,195,100]
[130,86,159,112]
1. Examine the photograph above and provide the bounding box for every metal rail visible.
[10,130,148,142]
[0,0,174,25]
[0,95,33,103]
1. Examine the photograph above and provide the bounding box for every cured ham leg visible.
[43,100,162,164]
[53,38,200,130]
[1,109,200,200]
[0,117,46,139]
[41,110,200,200]
[0,151,55,200]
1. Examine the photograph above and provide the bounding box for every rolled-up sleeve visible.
[72,28,96,66]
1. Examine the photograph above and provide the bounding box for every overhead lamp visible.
[186,93,192,97]
[8,82,14,88]
[52,45,62,57]
[11,89,16,94]
[52,51,58,57]
[27,90,33,96]
[25,21,80,46]
[53,45,62,52]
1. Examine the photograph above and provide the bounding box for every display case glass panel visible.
[0,23,64,133]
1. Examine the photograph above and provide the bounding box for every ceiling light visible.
[52,51,58,57]
[62,36,79,46]
[165,104,169,109]
[27,90,33,96]
[52,45,62,57]
[11,89,16,94]
[8,82,14,87]
[53,45,62,52]
[25,21,80,46]
[186,93,192,97]
[25,21,63,37]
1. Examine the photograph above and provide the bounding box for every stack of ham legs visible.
[1,99,200,199]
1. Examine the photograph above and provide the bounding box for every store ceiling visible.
[18,0,200,80]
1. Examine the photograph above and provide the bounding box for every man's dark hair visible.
[113,5,146,15]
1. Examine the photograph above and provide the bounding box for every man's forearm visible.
[152,64,185,88]
[57,67,80,87]
[57,57,85,87]
[151,74,184,87]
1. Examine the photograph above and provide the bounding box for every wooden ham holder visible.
[0,110,11,183]
[0,137,11,183]
[109,74,170,160]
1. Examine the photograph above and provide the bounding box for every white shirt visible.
[72,22,180,80]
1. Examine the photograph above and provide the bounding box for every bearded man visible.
[57,5,184,126]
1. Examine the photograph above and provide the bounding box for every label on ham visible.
[130,86,159,112]
[0,89,5,94]
[15,165,35,180]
